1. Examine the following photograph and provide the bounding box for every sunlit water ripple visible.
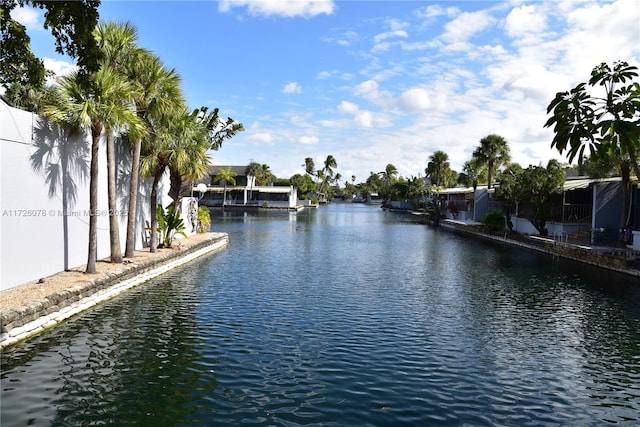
[2,204,640,426]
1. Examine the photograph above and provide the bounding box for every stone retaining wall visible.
[0,233,229,349]
[440,221,640,277]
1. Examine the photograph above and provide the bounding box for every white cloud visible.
[283,82,302,94]
[354,110,373,128]
[396,87,449,113]
[10,6,41,30]
[505,5,547,38]
[43,58,77,82]
[218,0,334,18]
[299,135,319,145]
[415,5,460,21]
[353,79,393,106]
[248,131,275,145]
[338,100,359,114]
[441,10,494,48]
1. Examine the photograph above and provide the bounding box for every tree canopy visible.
[1,0,101,99]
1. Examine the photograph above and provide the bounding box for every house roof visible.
[193,185,291,194]
[207,165,248,176]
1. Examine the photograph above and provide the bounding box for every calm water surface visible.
[2,203,640,426]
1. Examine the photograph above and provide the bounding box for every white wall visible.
[0,100,167,290]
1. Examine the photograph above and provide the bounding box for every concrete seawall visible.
[0,232,229,350]
[440,220,640,278]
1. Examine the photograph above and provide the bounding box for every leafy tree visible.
[290,173,316,197]
[1,0,101,97]
[472,134,511,189]
[493,163,523,231]
[406,176,428,207]
[517,160,566,236]
[546,61,640,178]
[546,60,640,232]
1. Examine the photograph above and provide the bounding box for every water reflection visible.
[2,204,640,426]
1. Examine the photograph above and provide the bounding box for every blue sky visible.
[13,0,640,183]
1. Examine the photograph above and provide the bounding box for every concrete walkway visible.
[0,232,229,350]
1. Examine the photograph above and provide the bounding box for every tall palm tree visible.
[246,161,262,203]
[379,163,398,203]
[425,150,450,187]
[472,134,511,190]
[319,155,337,197]
[215,167,237,207]
[304,157,315,176]
[123,46,183,257]
[93,21,146,263]
[44,67,139,272]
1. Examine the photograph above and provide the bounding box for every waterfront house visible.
[196,165,300,210]
[467,175,639,244]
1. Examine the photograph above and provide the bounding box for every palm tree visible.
[215,167,237,207]
[44,67,139,272]
[379,163,398,204]
[123,49,183,257]
[166,109,211,207]
[141,105,215,252]
[259,164,275,185]
[318,155,337,198]
[304,157,315,176]
[472,134,511,190]
[425,150,450,187]
[246,161,262,203]
[458,159,487,191]
[94,21,145,264]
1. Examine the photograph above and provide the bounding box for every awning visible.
[563,177,621,191]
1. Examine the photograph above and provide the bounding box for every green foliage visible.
[545,61,640,178]
[472,134,511,189]
[458,159,487,190]
[481,210,506,232]
[290,173,316,197]
[518,160,566,236]
[426,151,457,188]
[156,204,187,247]
[197,207,210,233]
[1,0,101,95]
[494,160,565,236]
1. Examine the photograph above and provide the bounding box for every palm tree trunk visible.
[124,137,142,258]
[106,131,122,263]
[149,170,162,253]
[86,130,101,274]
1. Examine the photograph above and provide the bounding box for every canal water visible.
[2,203,640,426]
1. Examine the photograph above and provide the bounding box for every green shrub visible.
[197,207,211,233]
[481,210,506,232]
[157,204,187,247]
